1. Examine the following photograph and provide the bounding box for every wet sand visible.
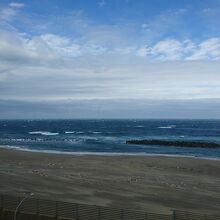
[0,148,220,215]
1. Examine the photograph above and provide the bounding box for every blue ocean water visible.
[0,119,220,159]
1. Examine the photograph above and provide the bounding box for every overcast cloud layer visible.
[0,0,220,118]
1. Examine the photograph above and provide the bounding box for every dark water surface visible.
[0,119,220,159]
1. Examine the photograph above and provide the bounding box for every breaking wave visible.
[158,125,176,129]
[29,131,59,136]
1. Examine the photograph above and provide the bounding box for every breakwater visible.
[1,119,220,158]
[126,140,220,148]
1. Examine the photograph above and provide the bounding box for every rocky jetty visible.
[126,139,220,148]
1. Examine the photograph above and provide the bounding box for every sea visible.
[0,119,220,159]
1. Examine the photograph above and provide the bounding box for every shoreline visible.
[0,147,220,215]
[1,144,220,161]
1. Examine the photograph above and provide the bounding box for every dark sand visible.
[0,148,220,215]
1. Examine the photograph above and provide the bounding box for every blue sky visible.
[0,0,220,118]
[2,0,220,40]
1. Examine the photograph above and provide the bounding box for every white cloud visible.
[0,31,110,64]
[0,29,220,103]
[141,23,149,29]
[187,38,220,60]
[2,26,220,68]
[1,29,220,66]
[9,2,25,8]
[151,39,183,60]
[136,45,151,57]
[98,0,105,8]
[140,9,189,42]
[40,34,71,47]
[0,31,38,63]
[0,2,25,30]
[114,46,136,55]
[39,34,82,57]
[135,38,220,61]
[0,3,220,118]
[136,40,185,60]
[0,7,17,21]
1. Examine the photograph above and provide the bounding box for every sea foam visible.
[0,144,219,161]
[158,125,176,129]
[29,131,59,136]
[65,131,75,134]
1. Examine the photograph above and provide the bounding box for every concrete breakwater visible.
[126,139,220,148]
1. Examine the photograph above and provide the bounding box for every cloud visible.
[1,27,220,71]
[0,7,17,22]
[0,3,220,117]
[187,38,220,60]
[151,39,183,60]
[1,99,220,119]
[39,34,82,57]
[0,31,105,65]
[1,41,220,102]
[1,3,219,62]
[0,2,25,32]
[0,2,24,22]
[9,2,25,9]
[136,38,220,61]
[141,23,149,29]
[0,31,38,64]
[98,0,105,8]
[200,5,220,35]
[140,9,189,42]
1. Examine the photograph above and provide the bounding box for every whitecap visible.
[158,125,176,129]
[28,131,59,136]
[65,131,75,134]
[15,138,25,141]
[0,145,23,150]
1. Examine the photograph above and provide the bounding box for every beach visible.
[0,148,220,215]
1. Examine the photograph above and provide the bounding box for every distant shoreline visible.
[1,144,220,161]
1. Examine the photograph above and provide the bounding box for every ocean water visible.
[0,119,220,159]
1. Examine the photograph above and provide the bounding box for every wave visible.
[135,125,145,128]
[0,145,23,150]
[0,144,219,161]
[0,138,44,142]
[176,127,220,131]
[158,125,176,129]
[0,137,93,143]
[28,131,59,136]
[65,131,75,134]
[91,131,102,134]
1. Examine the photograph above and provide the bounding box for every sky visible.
[0,0,220,119]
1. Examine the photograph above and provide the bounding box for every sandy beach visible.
[0,148,220,215]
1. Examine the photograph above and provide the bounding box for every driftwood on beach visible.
[126,139,220,148]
